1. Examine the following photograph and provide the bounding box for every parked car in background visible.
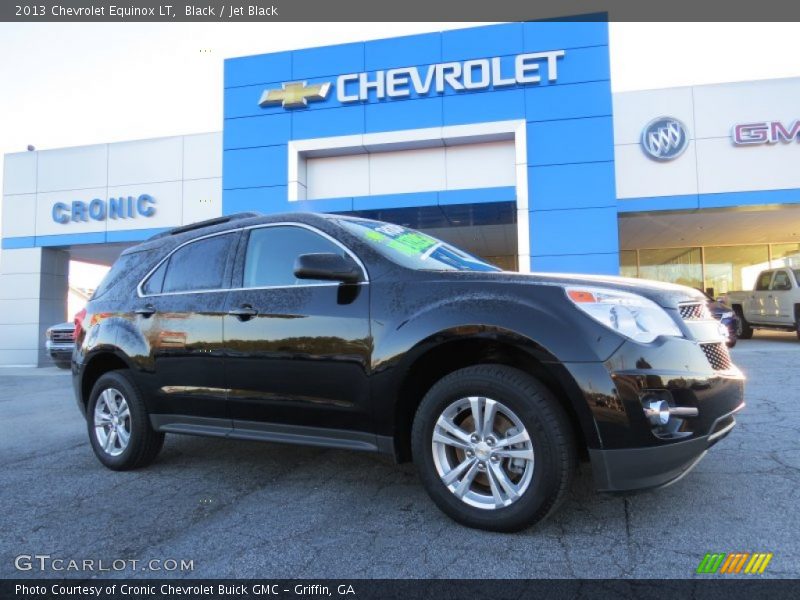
[71,212,744,532]
[45,321,75,369]
[701,292,739,348]
[724,268,800,340]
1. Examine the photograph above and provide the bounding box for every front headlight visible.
[565,286,683,343]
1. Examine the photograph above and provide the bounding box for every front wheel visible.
[411,365,576,532]
[733,307,753,340]
[87,370,165,470]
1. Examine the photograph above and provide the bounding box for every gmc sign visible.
[732,120,800,145]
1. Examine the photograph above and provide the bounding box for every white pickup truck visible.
[724,268,800,340]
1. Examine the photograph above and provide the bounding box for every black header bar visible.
[3,579,800,600]
[2,1,800,22]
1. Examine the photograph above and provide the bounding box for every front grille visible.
[51,330,74,343]
[700,342,733,371]
[679,302,712,320]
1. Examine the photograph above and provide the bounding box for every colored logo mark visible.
[258,81,331,109]
[641,116,689,161]
[696,552,773,574]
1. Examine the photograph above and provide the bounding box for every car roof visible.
[121,211,352,256]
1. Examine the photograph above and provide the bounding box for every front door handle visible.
[228,305,258,320]
[135,304,157,317]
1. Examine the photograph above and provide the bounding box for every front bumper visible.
[589,402,743,492]
[46,341,74,358]
[560,334,745,493]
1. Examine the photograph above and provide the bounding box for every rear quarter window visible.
[92,253,142,299]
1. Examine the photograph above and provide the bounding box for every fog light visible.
[643,399,671,426]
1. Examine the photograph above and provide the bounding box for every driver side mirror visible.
[294,253,361,284]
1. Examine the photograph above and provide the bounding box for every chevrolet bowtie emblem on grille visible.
[258,81,331,109]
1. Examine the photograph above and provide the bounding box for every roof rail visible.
[149,212,261,240]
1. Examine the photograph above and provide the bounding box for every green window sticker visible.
[365,230,387,242]
[387,233,437,256]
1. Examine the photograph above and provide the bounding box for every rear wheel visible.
[87,370,164,470]
[733,306,753,339]
[795,306,800,341]
[411,365,576,532]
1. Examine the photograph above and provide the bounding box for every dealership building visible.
[2,21,800,366]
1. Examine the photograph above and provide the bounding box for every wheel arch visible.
[391,329,597,463]
[79,350,134,409]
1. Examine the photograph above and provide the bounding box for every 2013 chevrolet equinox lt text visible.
[72,212,745,532]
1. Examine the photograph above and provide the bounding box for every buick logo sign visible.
[641,117,689,161]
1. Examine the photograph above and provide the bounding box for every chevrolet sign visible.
[259,50,566,109]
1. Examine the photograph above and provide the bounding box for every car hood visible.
[707,300,733,316]
[426,271,707,309]
[47,322,75,331]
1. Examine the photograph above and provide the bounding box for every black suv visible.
[73,212,744,531]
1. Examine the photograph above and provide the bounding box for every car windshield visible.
[336,218,501,272]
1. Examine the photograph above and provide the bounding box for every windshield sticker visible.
[362,226,437,257]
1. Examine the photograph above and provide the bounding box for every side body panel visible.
[222,282,372,432]
[366,275,626,449]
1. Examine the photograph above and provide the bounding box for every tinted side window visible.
[771,271,792,291]
[756,271,773,291]
[142,261,167,295]
[243,226,346,288]
[93,253,139,299]
[161,234,235,293]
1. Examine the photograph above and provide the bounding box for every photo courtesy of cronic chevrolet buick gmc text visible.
[71,213,745,531]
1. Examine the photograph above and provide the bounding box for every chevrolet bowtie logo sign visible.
[258,81,331,109]
[257,50,566,110]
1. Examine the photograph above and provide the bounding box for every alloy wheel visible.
[93,388,132,457]
[432,396,534,510]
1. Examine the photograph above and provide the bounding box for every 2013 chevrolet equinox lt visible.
[72,212,745,531]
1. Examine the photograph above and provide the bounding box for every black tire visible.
[411,364,576,532]
[53,360,71,370]
[733,306,753,339]
[795,306,800,341]
[86,370,164,471]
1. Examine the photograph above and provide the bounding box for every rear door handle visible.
[135,304,157,317]
[228,305,258,320]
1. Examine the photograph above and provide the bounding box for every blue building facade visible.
[222,21,618,273]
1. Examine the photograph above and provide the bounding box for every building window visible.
[619,250,637,278]
[638,247,702,290]
[703,245,770,297]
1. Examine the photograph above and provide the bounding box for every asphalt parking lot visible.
[1,331,798,579]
